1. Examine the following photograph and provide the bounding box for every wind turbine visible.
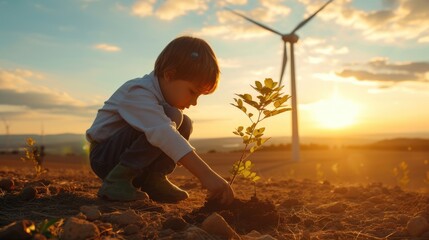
[227,0,333,161]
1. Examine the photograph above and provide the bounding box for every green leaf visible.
[245,160,252,168]
[255,81,263,90]
[264,78,274,89]
[237,126,244,132]
[260,137,270,145]
[261,87,271,95]
[243,94,252,101]
[263,110,271,116]
[242,170,251,177]
[250,145,257,153]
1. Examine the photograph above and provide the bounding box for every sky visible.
[0,0,428,140]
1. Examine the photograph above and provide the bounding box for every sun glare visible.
[311,92,360,129]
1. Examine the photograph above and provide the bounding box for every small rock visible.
[420,230,429,239]
[61,217,100,240]
[19,186,37,201]
[123,224,140,235]
[0,178,14,191]
[103,209,143,225]
[162,216,188,231]
[202,212,240,239]
[407,216,429,237]
[80,205,101,221]
[74,212,86,220]
[0,220,35,240]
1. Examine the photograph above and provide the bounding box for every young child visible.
[86,36,234,205]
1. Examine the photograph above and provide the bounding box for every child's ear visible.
[164,69,176,81]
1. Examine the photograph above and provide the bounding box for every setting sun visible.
[310,92,360,129]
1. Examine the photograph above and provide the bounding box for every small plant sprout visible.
[34,218,63,238]
[230,78,291,187]
[21,137,46,177]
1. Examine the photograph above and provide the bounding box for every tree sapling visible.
[230,78,291,190]
[21,137,46,177]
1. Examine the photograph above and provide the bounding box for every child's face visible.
[161,78,202,110]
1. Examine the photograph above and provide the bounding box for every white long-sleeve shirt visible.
[86,71,194,163]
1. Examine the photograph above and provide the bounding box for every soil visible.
[1,166,429,239]
[185,197,280,234]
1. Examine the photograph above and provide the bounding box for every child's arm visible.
[179,150,234,205]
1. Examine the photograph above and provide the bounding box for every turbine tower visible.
[227,0,333,161]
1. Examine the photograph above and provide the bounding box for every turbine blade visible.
[225,7,283,36]
[291,0,333,34]
[279,42,288,86]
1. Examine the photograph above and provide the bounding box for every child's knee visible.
[178,115,193,139]
[163,104,183,127]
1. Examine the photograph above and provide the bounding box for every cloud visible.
[132,0,155,17]
[366,58,429,73]
[196,0,291,40]
[335,58,429,87]
[94,43,121,52]
[216,0,247,7]
[132,0,208,20]
[298,0,429,43]
[0,69,97,117]
[336,69,415,82]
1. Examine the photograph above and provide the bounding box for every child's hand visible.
[204,174,235,205]
[178,151,235,205]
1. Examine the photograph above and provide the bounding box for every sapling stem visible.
[229,78,291,188]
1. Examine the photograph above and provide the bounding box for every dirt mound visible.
[184,196,279,234]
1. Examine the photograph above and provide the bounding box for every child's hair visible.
[155,36,220,94]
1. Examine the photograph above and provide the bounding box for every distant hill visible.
[347,138,429,151]
[0,133,428,155]
[0,133,87,156]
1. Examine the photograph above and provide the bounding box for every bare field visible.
[1,149,429,239]
[1,149,428,190]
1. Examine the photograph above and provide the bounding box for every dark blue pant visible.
[89,105,193,182]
